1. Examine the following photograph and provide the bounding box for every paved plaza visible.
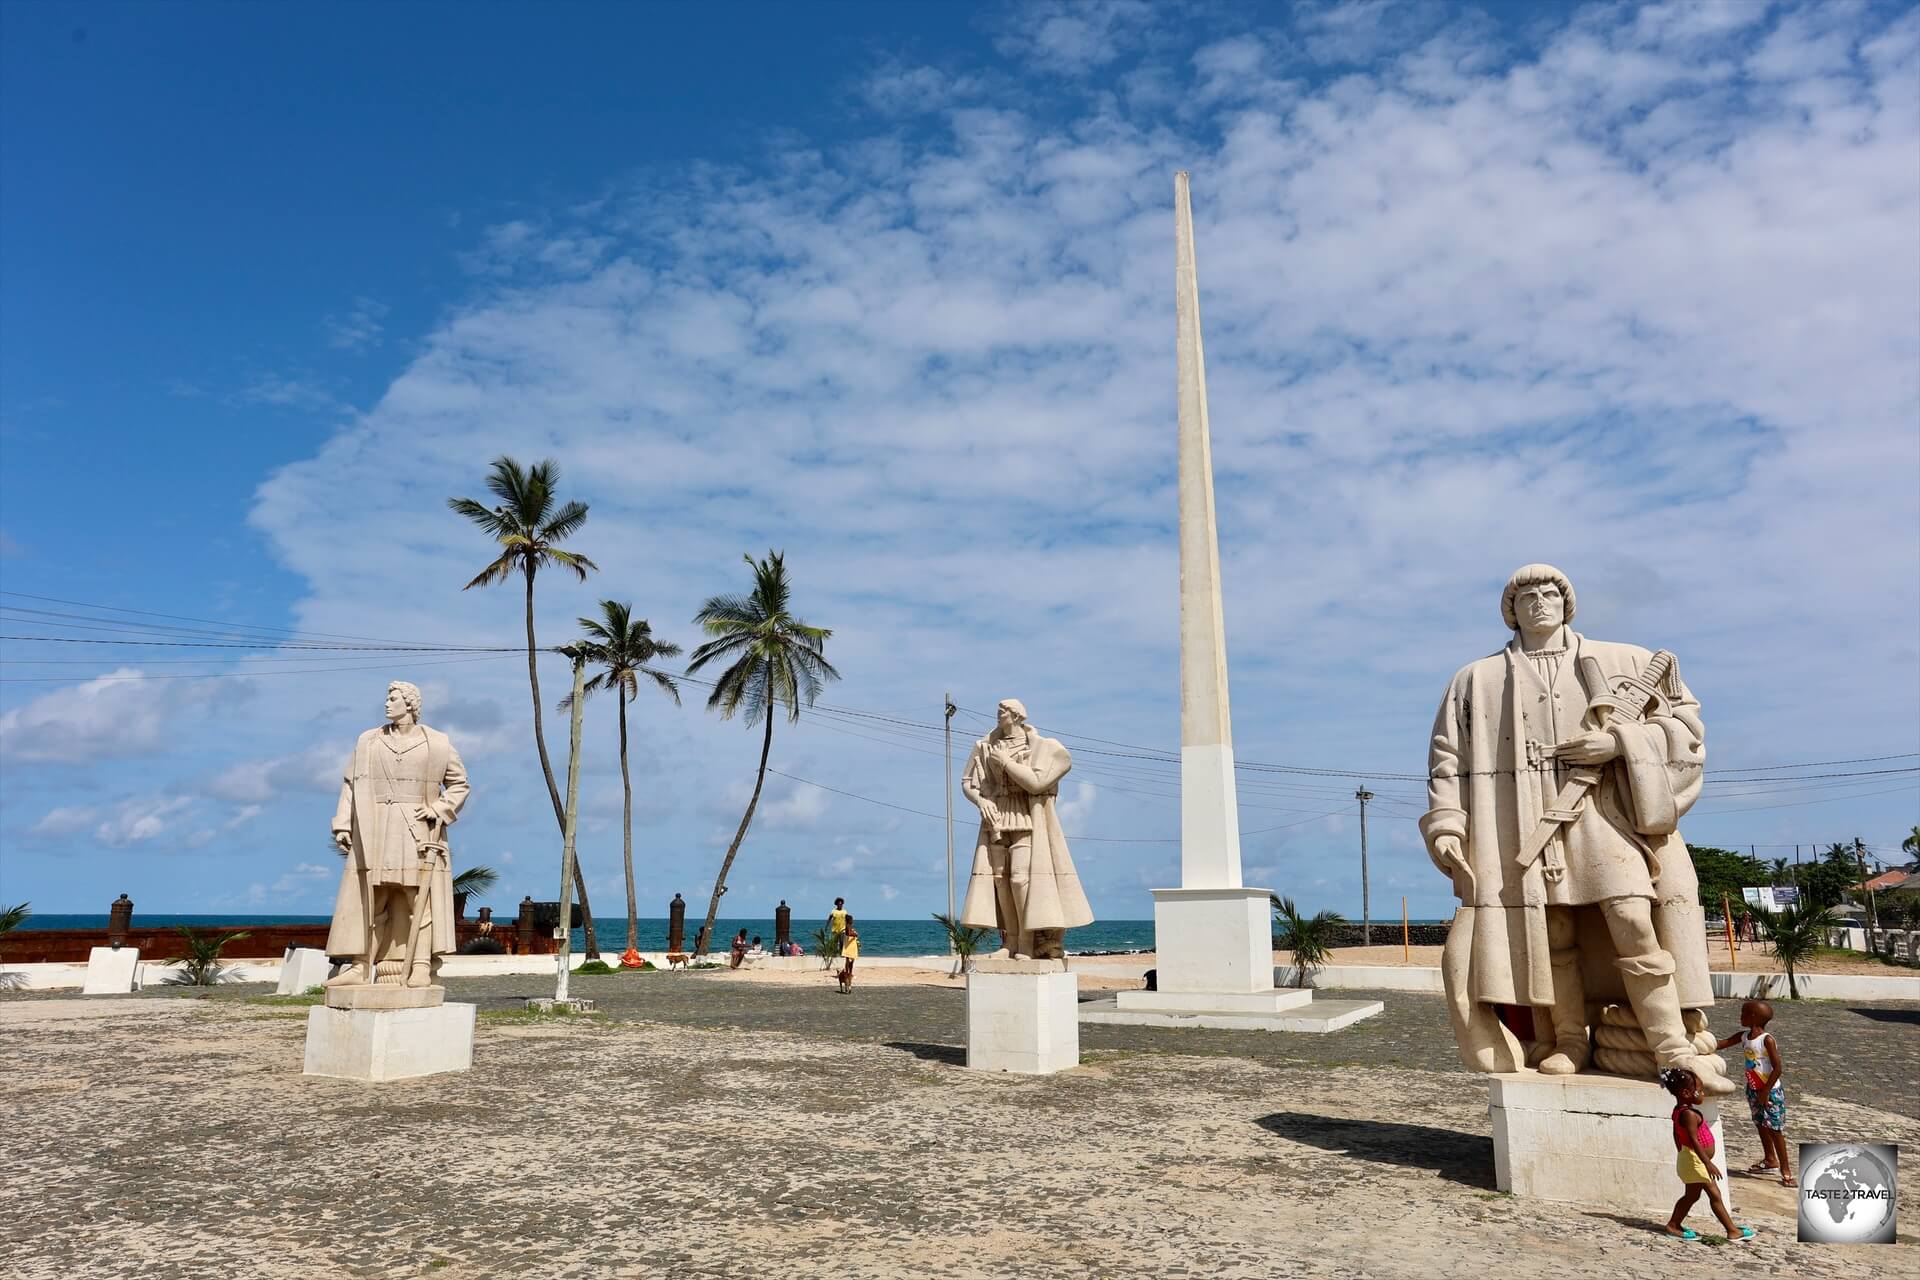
[3,975,1913,1279]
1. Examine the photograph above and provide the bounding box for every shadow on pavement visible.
[886,1040,965,1066]
[1847,1005,1920,1025]
[1254,1112,1495,1189]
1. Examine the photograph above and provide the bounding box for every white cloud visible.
[32,806,95,837]
[324,296,389,351]
[1056,782,1099,831]
[220,1,1920,921]
[0,670,219,764]
[93,795,193,848]
[229,374,337,411]
[996,0,1157,73]
[205,743,343,804]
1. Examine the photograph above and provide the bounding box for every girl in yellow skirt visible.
[1660,1067,1754,1242]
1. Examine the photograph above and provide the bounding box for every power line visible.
[0,589,456,648]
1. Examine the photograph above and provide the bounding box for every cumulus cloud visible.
[0,670,219,764]
[207,2,1920,916]
[92,795,193,848]
[205,743,344,804]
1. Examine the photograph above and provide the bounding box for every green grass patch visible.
[478,1005,605,1024]
[247,993,323,1007]
[572,960,619,976]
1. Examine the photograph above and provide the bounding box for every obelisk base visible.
[1091,887,1384,1033]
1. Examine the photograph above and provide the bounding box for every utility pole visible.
[1355,788,1374,946]
[940,690,956,940]
[1855,836,1881,948]
[552,646,587,1005]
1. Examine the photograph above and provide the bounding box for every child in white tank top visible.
[1715,999,1793,1187]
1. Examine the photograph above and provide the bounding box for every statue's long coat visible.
[1419,634,1713,1012]
[959,730,1094,934]
[325,724,469,958]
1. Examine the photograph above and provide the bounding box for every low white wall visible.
[8,950,1914,1002]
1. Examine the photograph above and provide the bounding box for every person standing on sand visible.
[827,898,849,941]
[837,927,860,994]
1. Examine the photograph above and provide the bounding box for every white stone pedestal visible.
[276,947,335,995]
[966,971,1079,1074]
[81,946,140,994]
[303,998,476,1082]
[1095,888,1385,1032]
[1139,887,1273,994]
[1490,1071,1731,1215]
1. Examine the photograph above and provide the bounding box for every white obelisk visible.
[1116,172,1306,1017]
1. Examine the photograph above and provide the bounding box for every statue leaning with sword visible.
[1420,565,1734,1095]
[324,681,471,991]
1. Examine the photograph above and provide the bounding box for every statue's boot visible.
[1537,945,1591,1075]
[323,959,369,987]
[1524,1007,1556,1069]
[1617,951,1736,1096]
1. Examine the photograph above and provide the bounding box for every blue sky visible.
[2,0,1916,926]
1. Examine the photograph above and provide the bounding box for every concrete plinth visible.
[1489,1071,1730,1215]
[966,971,1079,1074]
[276,947,335,995]
[81,946,139,994]
[325,983,444,1011]
[1145,887,1273,994]
[1081,994,1383,1033]
[303,1001,476,1082]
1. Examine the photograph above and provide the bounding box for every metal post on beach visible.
[944,691,956,948]
[1401,896,1409,964]
[1723,892,1737,972]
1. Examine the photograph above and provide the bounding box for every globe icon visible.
[1800,1145,1897,1243]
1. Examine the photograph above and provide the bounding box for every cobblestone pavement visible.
[2,981,1912,1279]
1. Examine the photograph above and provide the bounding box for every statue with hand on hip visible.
[324,681,471,989]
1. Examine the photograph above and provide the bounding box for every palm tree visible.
[166,925,250,987]
[1272,895,1346,988]
[1904,824,1920,866]
[933,912,995,975]
[449,456,603,954]
[452,865,499,921]
[1758,900,1841,999]
[0,901,28,935]
[569,600,682,961]
[686,550,841,955]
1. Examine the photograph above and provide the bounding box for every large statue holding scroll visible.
[1420,565,1732,1094]
[959,699,1094,960]
[324,681,471,990]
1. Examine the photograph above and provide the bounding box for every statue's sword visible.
[1515,649,1679,879]
[400,803,448,986]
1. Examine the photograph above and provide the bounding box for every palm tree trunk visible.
[523,565,598,956]
[620,694,637,955]
[697,706,773,956]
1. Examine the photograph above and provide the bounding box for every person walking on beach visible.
[1659,1067,1753,1242]
[837,926,860,994]
[1716,1000,1794,1186]
[827,898,849,942]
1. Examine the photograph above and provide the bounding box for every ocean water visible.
[21,913,1161,956]
[23,913,1450,955]
[22,917,1443,955]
